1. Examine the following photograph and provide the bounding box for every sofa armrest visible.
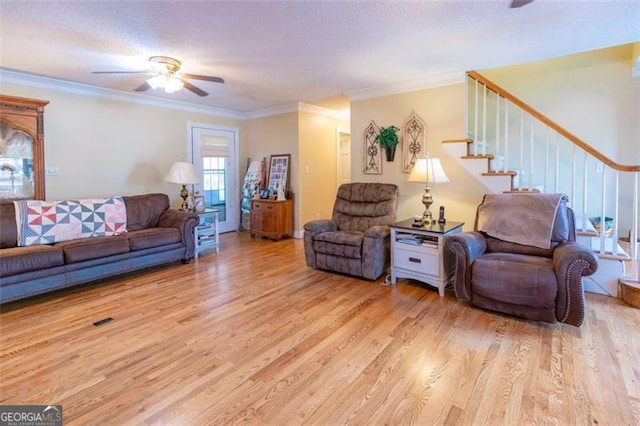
[552,242,598,326]
[304,219,337,235]
[362,228,391,280]
[445,232,487,301]
[364,225,390,239]
[157,209,199,259]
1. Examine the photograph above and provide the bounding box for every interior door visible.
[336,127,351,189]
[189,123,238,233]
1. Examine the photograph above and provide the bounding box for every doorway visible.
[336,127,351,189]
[188,123,239,233]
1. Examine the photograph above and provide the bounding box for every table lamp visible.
[164,161,200,210]
[407,156,450,224]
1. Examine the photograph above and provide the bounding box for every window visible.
[202,156,227,221]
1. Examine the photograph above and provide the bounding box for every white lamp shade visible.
[164,161,200,185]
[407,157,450,184]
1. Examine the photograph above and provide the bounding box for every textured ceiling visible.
[0,1,638,115]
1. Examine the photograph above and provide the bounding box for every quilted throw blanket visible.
[476,193,565,250]
[14,197,127,247]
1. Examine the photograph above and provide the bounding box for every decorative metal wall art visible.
[402,113,425,173]
[363,121,382,175]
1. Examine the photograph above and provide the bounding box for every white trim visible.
[347,70,465,101]
[298,102,345,120]
[244,101,344,120]
[2,67,464,120]
[243,102,300,119]
[336,126,351,190]
[187,122,240,233]
[0,69,245,119]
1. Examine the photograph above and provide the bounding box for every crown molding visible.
[347,70,466,102]
[297,102,346,120]
[243,102,300,119]
[1,68,466,120]
[0,69,246,120]
[244,101,345,120]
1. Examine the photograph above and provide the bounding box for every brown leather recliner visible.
[445,193,598,326]
[304,182,399,280]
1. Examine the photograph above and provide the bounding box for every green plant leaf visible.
[374,125,400,149]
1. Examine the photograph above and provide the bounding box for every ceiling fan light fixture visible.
[147,74,184,93]
[93,55,219,97]
[164,76,184,93]
[147,74,166,90]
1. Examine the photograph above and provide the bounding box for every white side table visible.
[194,209,219,258]
[390,219,464,296]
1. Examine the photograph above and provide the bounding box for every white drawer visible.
[394,245,439,275]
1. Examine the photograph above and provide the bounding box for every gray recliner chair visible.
[445,193,598,327]
[304,182,399,280]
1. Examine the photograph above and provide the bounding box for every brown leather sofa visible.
[445,193,598,326]
[0,193,198,304]
[303,182,399,280]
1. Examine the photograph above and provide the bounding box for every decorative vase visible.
[385,146,396,161]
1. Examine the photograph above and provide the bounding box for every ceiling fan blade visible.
[180,73,225,84]
[182,80,209,97]
[134,82,151,92]
[510,0,534,8]
[92,70,150,74]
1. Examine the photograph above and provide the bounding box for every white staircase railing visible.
[465,71,640,268]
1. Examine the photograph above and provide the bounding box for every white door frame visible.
[187,122,240,233]
[336,126,351,190]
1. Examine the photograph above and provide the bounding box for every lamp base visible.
[179,184,189,211]
[421,186,434,225]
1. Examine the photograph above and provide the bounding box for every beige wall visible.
[298,110,349,227]
[482,43,640,164]
[351,84,487,231]
[1,83,241,207]
[240,112,299,228]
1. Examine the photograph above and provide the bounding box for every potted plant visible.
[375,125,400,161]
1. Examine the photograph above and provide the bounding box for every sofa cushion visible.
[127,227,181,251]
[472,252,557,308]
[313,231,363,259]
[123,193,170,231]
[0,245,64,277]
[332,183,398,232]
[56,236,130,264]
[485,236,557,258]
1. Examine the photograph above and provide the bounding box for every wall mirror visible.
[0,95,48,200]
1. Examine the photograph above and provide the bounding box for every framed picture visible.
[259,189,271,199]
[193,195,205,213]
[268,154,291,194]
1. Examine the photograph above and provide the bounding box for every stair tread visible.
[503,188,541,193]
[462,154,494,159]
[620,278,640,286]
[596,252,631,261]
[442,138,473,144]
[482,171,517,176]
[577,230,600,237]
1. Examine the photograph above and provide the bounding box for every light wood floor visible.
[1,232,639,425]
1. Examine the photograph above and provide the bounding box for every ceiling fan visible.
[510,0,534,8]
[92,56,224,97]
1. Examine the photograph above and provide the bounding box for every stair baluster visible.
[445,70,640,292]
